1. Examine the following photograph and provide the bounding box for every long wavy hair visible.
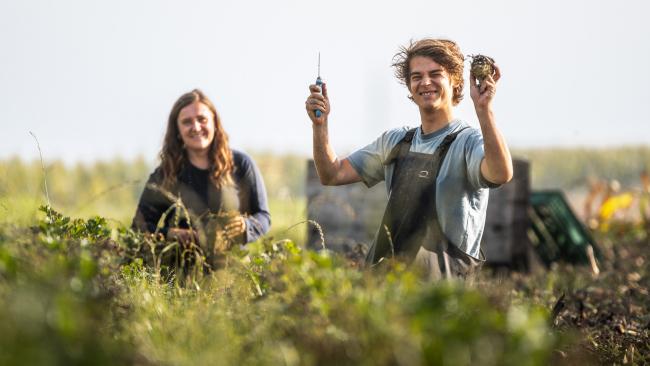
[159,89,234,190]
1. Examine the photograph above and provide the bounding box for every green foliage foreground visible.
[0,208,561,366]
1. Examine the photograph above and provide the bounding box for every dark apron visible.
[367,127,486,283]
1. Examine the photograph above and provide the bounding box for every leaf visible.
[600,193,634,220]
[283,240,300,255]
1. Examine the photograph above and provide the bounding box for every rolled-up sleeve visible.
[347,132,393,189]
[464,129,502,190]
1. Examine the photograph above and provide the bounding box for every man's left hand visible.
[470,64,501,112]
[225,215,246,239]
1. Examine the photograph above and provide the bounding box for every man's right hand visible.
[167,228,200,247]
[306,81,363,186]
[305,83,330,125]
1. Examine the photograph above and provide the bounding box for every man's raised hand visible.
[470,64,501,111]
[305,83,330,125]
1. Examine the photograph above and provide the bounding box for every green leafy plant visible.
[36,205,110,243]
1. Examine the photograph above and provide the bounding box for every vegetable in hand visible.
[468,54,495,85]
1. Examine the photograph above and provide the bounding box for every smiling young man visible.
[305,39,512,281]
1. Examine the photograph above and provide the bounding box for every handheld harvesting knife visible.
[315,53,323,117]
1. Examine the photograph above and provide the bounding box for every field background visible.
[0,153,308,245]
[2,146,650,239]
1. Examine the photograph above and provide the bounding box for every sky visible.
[1,0,649,165]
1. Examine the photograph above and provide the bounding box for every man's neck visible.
[418,106,456,134]
[187,149,210,170]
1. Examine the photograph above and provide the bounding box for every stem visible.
[30,132,51,221]
[384,225,394,259]
[280,220,325,249]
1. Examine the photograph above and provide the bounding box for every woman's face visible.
[177,101,216,153]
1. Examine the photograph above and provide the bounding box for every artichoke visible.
[467,54,495,85]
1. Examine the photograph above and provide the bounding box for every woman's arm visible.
[243,211,271,243]
[241,166,271,243]
[132,169,175,238]
[233,152,271,244]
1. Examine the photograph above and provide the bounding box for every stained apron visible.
[367,127,486,283]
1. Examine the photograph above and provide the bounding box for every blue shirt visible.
[347,119,499,259]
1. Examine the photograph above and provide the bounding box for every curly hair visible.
[392,38,465,106]
[159,89,234,190]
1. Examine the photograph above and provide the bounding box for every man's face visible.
[408,56,457,112]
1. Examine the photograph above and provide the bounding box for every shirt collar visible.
[418,118,463,141]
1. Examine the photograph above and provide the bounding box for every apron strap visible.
[369,126,472,266]
[381,126,470,191]
[432,126,470,178]
[382,127,418,166]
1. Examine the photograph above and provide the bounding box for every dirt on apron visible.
[366,127,485,284]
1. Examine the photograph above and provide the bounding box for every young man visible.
[305,39,512,282]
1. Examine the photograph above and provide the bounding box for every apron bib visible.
[367,127,485,283]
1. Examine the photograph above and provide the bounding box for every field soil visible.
[483,235,650,365]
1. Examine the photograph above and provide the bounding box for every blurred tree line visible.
[514,146,650,190]
[0,154,306,230]
[2,147,650,226]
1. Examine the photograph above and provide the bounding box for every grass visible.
[0,210,563,366]
[1,149,650,365]
[5,203,647,365]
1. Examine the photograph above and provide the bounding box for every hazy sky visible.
[1,0,648,165]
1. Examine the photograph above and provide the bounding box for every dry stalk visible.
[587,245,600,277]
[549,291,566,327]
[143,183,210,286]
[0,203,7,211]
[146,183,197,245]
[154,203,180,238]
[280,220,325,249]
[624,345,635,364]
[223,255,230,295]
[384,225,395,259]
[307,191,357,220]
[72,180,141,215]
[29,132,51,220]
[244,213,262,241]
[236,259,263,296]
[145,238,159,276]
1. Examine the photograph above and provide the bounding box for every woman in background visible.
[132,89,270,251]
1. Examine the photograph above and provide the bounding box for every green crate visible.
[528,190,601,267]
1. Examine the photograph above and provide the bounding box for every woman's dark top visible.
[132,150,271,244]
